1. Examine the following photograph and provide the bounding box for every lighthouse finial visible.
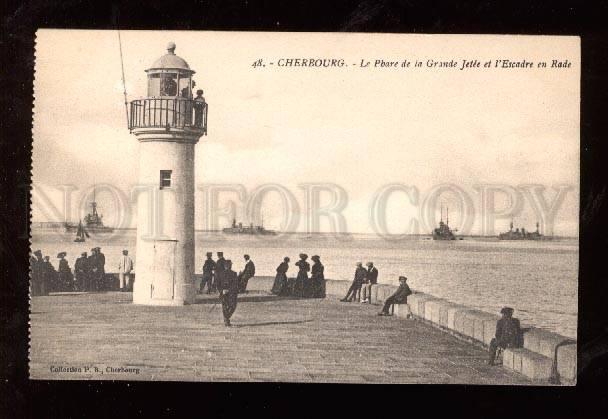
[167,42,176,54]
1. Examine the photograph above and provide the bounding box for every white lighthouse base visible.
[132,238,197,306]
[133,282,196,306]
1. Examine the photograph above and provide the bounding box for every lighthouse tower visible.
[128,42,208,305]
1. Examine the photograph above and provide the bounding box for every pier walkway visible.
[30,284,531,384]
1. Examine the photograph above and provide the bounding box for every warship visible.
[64,188,114,233]
[222,218,277,235]
[498,221,547,240]
[432,206,458,240]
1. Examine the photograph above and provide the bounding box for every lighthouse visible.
[128,42,208,305]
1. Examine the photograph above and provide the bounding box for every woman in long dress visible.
[310,255,325,298]
[294,253,310,298]
[271,257,290,295]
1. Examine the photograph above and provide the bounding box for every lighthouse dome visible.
[147,42,194,73]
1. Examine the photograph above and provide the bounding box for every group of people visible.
[199,252,251,327]
[29,247,135,294]
[270,253,326,298]
[338,262,414,317]
[200,252,256,296]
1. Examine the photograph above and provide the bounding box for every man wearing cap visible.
[378,276,413,316]
[42,255,56,294]
[213,252,226,293]
[340,262,367,302]
[200,252,216,294]
[217,260,239,327]
[74,252,89,292]
[361,262,378,303]
[86,248,97,291]
[488,307,522,365]
[238,254,255,294]
[30,250,43,296]
[118,250,134,292]
[88,248,99,291]
[97,247,106,290]
[57,252,73,292]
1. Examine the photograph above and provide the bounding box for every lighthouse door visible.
[151,240,177,301]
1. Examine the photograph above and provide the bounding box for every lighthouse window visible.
[147,74,161,97]
[160,170,172,189]
[160,73,178,96]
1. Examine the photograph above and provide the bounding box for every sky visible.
[32,30,580,235]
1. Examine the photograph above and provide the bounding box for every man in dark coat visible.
[200,252,216,294]
[310,255,325,298]
[271,257,290,295]
[238,254,255,294]
[488,307,522,365]
[341,262,367,302]
[57,252,73,292]
[87,248,99,292]
[74,252,88,292]
[361,261,378,303]
[42,256,56,294]
[30,250,43,296]
[378,276,412,316]
[218,260,239,327]
[213,251,226,293]
[97,247,106,290]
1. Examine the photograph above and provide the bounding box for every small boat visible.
[73,220,89,242]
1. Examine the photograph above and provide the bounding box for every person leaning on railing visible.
[194,89,206,127]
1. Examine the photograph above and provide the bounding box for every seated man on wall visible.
[378,276,412,316]
[488,307,522,366]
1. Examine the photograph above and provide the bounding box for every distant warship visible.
[432,206,458,240]
[222,218,277,235]
[498,221,547,240]
[64,188,113,233]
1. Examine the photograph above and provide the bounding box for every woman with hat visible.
[310,255,325,298]
[57,252,74,292]
[294,253,310,298]
[271,257,290,296]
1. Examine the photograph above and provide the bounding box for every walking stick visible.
[209,293,221,313]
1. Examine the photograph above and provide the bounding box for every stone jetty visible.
[29,276,576,384]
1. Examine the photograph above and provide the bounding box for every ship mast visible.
[92,184,98,218]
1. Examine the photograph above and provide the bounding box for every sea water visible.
[31,229,578,338]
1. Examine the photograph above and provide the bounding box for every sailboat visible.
[74,220,90,242]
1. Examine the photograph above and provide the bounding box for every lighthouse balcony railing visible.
[129,98,208,134]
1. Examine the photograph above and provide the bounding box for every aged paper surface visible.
[30,30,579,383]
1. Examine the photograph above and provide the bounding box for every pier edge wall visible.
[104,273,577,384]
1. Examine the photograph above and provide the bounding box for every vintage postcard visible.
[30,30,579,384]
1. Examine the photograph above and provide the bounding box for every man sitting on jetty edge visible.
[488,307,523,366]
[378,276,413,316]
